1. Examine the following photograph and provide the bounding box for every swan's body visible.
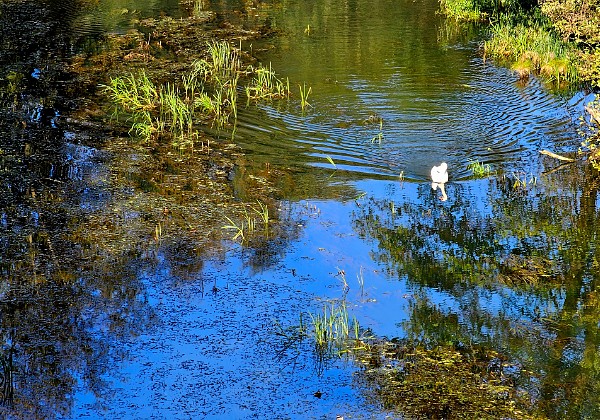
[430,162,448,184]
[430,162,448,201]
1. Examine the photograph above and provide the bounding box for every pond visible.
[1,0,600,418]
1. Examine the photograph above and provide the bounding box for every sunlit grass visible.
[310,300,361,353]
[222,201,270,243]
[467,160,492,177]
[103,41,311,145]
[439,0,486,21]
[298,82,312,112]
[484,18,578,84]
[246,63,290,101]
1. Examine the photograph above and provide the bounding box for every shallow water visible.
[1,0,600,418]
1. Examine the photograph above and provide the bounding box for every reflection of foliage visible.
[352,163,600,417]
[581,96,600,170]
[357,341,536,419]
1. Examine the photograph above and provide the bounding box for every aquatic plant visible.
[298,82,312,111]
[509,171,537,189]
[194,41,242,82]
[467,160,492,177]
[370,118,384,144]
[325,155,337,169]
[159,82,194,137]
[222,215,246,242]
[484,18,579,85]
[309,300,360,354]
[102,39,308,146]
[103,70,158,113]
[246,63,290,101]
[252,200,270,227]
[222,201,271,243]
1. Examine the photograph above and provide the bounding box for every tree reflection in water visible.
[0,1,157,417]
[352,163,600,418]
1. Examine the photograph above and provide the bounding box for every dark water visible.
[1,0,599,418]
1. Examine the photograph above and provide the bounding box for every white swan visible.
[431,162,448,201]
[431,162,448,184]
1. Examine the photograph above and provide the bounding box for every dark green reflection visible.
[352,164,600,418]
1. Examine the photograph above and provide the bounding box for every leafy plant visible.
[467,160,492,177]
[246,63,290,101]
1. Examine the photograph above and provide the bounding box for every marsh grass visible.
[246,63,290,101]
[298,82,312,111]
[103,70,158,114]
[484,18,578,84]
[310,300,361,354]
[222,201,270,243]
[196,41,242,82]
[467,160,492,177]
[103,40,309,146]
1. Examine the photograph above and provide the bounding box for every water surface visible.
[1,0,599,418]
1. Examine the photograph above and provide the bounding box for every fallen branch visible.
[539,149,575,162]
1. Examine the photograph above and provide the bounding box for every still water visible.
[1,0,599,418]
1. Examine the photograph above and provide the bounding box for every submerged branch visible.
[539,149,576,162]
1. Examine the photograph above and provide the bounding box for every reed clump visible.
[245,63,290,101]
[484,18,578,84]
[309,300,362,356]
[103,41,311,148]
[222,200,271,243]
[467,160,492,178]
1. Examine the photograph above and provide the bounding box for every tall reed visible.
[484,18,578,84]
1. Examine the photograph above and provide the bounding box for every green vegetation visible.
[245,63,290,101]
[103,41,309,148]
[467,159,492,177]
[222,201,271,243]
[439,0,600,88]
[484,17,578,84]
[285,293,537,418]
[310,300,361,353]
[298,82,311,111]
[440,0,487,21]
[580,95,600,169]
